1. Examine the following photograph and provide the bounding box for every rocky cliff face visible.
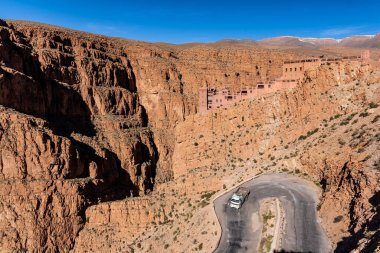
[0,19,379,252]
[172,61,376,175]
[170,61,380,252]
[0,20,159,251]
[0,19,301,251]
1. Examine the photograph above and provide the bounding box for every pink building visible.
[282,58,320,80]
[361,50,370,60]
[199,51,370,113]
[199,79,298,114]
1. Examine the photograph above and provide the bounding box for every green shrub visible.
[200,191,216,200]
[374,158,380,170]
[372,115,380,123]
[357,147,365,153]
[333,215,343,223]
[299,128,319,140]
[369,102,379,108]
[299,135,307,140]
[338,139,346,146]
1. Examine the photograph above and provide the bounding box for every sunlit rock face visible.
[0,19,379,252]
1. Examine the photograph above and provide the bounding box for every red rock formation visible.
[0,20,159,251]
[0,19,379,252]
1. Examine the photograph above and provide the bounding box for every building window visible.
[290,68,292,71]
[295,67,297,71]
[300,67,303,71]
[285,68,288,72]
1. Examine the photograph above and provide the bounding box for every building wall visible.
[282,59,320,80]
[361,50,370,60]
[282,62,304,80]
[199,52,369,113]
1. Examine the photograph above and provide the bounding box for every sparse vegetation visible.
[369,102,378,108]
[359,112,369,117]
[374,158,380,171]
[259,235,273,253]
[200,191,216,200]
[357,147,365,153]
[262,210,274,224]
[340,113,356,125]
[299,128,319,141]
[372,115,380,123]
[338,138,346,146]
[333,215,343,223]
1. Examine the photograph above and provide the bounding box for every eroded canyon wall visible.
[0,19,301,251]
[1,19,379,252]
[0,20,157,251]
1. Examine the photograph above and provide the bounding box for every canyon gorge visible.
[0,19,379,252]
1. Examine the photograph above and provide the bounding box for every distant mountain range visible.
[216,34,380,48]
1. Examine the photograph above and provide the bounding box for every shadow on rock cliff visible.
[0,21,95,137]
[45,80,96,137]
[335,191,380,253]
[71,138,140,203]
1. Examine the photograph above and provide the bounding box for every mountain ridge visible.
[6,19,380,48]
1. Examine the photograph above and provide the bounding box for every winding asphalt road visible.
[214,174,331,253]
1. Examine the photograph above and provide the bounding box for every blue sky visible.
[1,0,379,44]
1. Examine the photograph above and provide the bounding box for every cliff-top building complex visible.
[198,50,371,114]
